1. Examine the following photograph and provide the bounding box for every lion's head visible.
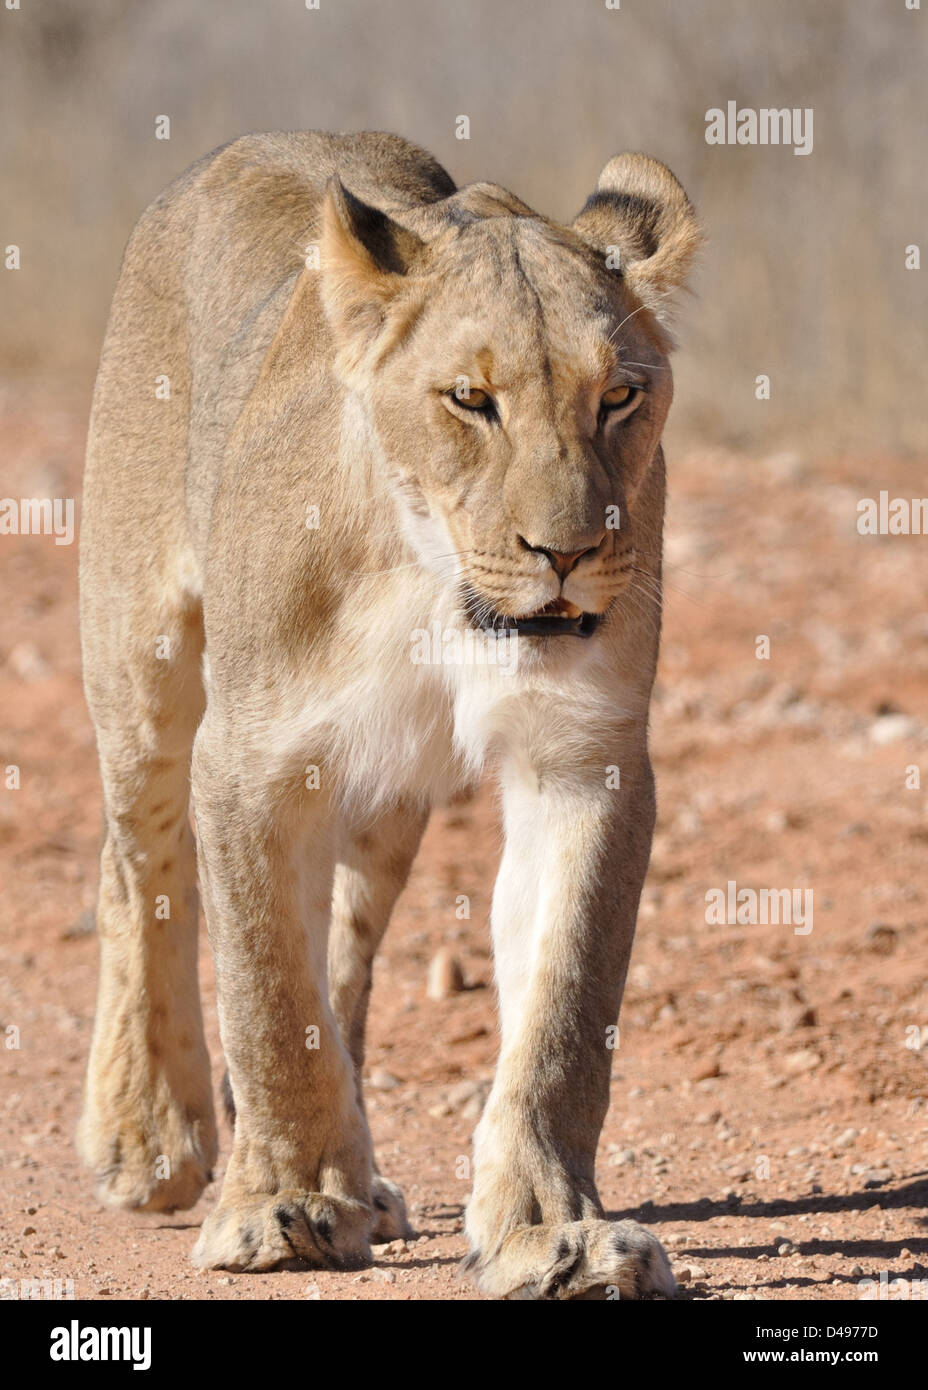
[320,154,702,638]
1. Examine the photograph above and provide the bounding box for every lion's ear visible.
[319,177,427,371]
[572,154,702,325]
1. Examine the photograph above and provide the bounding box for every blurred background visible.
[1,0,926,453]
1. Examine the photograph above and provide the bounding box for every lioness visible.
[78,131,701,1299]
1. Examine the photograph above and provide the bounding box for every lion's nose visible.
[518,536,601,580]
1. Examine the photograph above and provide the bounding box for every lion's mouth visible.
[461,587,601,638]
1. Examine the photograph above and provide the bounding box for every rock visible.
[834,1127,859,1149]
[448,1025,489,1045]
[782,1003,817,1032]
[607,1147,637,1168]
[869,713,916,745]
[20,1225,35,1237]
[426,948,465,1001]
[865,923,898,956]
[372,1267,396,1284]
[783,1048,821,1075]
[445,1079,491,1119]
[862,1168,894,1189]
[690,1060,721,1083]
[367,1070,400,1091]
[849,1264,864,1277]
[777,1242,797,1256]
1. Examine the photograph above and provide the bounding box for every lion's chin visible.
[461,585,602,638]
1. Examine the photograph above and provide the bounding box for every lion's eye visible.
[599,384,642,420]
[444,385,498,423]
[453,387,491,411]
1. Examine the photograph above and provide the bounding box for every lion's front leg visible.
[328,800,429,1243]
[190,719,374,1273]
[464,742,675,1300]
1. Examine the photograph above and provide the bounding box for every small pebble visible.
[368,1070,400,1091]
[426,948,465,1001]
[864,923,898,956]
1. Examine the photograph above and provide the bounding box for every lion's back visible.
[86,132,456,557]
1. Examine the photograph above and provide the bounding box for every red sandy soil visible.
[1,384,926,1301]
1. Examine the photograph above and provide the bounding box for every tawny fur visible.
[77,131,700,1296]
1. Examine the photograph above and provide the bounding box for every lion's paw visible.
[191,1191,373,1272]
[77,1105,216,1214]
[370,1174,413,1243]
[464,1218,677,1300]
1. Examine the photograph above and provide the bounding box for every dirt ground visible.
[1,383,926,1301]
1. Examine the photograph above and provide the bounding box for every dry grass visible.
[1,0,925,454]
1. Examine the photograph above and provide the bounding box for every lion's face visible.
[321,158,702,638]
